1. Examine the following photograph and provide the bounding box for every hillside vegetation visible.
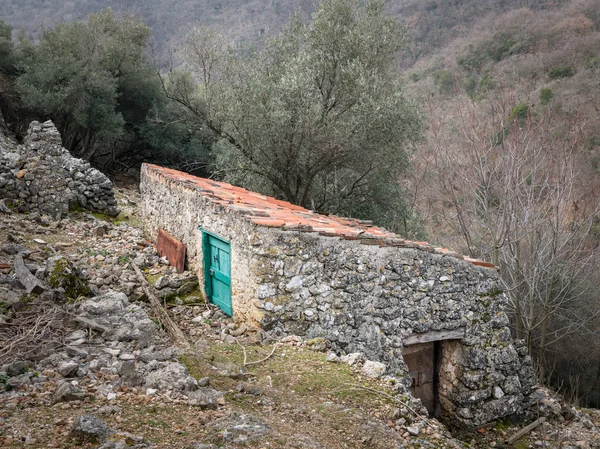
[1,0,600,409]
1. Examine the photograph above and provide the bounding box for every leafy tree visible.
[165,0,423,233]
[433,70,454,95]
[138,97,215,177]
[15,9,161,163]
[0,20,16,77]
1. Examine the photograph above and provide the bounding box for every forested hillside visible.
[403,0,600,407]
[2,0,589,63]
[1,0,600,408]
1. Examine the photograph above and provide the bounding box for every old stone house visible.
[140,163,537,428]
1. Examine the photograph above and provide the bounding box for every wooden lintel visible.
[403,328,466,346]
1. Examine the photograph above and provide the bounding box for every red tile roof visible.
[144,164,495,269]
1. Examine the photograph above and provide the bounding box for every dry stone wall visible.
[0,121,119,218]
[140,164,538,428]
[140,165,264,323]
[247,229,538,427]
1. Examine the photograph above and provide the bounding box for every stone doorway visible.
[402,330,465,419]
[403,341,441,417]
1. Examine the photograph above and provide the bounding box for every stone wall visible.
[140,163,538,428]
[140,164,265,324]
[0,121,119,218]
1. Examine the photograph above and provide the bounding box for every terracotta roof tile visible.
[144,164,496,269]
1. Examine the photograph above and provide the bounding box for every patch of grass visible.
[144,273,161,285]
[513,438,531,449]
[178,353,207,380]
[540,88,553,105]
[90,211,124,223]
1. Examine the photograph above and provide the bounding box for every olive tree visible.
[165,0,423,232]
[15,9,161,163]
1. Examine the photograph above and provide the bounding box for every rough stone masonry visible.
[140,163,538,428]
[0,121,119,218]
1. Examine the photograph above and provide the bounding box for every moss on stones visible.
[48,257,90,300]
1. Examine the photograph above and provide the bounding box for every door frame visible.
[199,227,232,316]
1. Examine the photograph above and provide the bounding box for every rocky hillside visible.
[1,127,600,448]
[1,183,599,449]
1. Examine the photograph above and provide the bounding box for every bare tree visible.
[416,88,600,380]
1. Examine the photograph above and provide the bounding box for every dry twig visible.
[0,301,68,365]
[233,336,283,367]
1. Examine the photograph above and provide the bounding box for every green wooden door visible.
[203,232,232,316]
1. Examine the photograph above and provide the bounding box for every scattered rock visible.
[208,412,271,444]
[57,361,79,377]
[53,381,86,403]
[361,360,386,378]
[14,254,46,294]
[406,425,420,436]
[325,352,341,363]
[186,387,225,409]
[341,352,363,366]
[145,363,198,391]
[5,360,27,377]
[70,414,112,444]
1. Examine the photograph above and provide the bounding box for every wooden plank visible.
[506,417,546,444]
[403,328,465,346]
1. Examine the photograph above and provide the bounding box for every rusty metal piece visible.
[157,229,186,273]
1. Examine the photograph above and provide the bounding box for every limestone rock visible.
[14,254,46,294]
[53,381,86,403]
[186,387,225,409]
[361,360,386,378]
[58,361,79,377]
[208,412,271,444]
[325,352,341,363]
[5,360,27,377]
[145,363,198,391]
[70,414,112,444]
[341,353,363,366]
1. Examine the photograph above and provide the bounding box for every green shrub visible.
[547,66,574,80]
[433,70,454,95]
[539,88,553,105]
[510,103,529,121]
[457,33,526,72]
[464,75,477,97]
[408,73,420,82]
[486,35,517,62]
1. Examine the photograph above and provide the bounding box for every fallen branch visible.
[233,336,283,367]
[506,417,546,445]
[132,263,190,350]
[0,301,67,365]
